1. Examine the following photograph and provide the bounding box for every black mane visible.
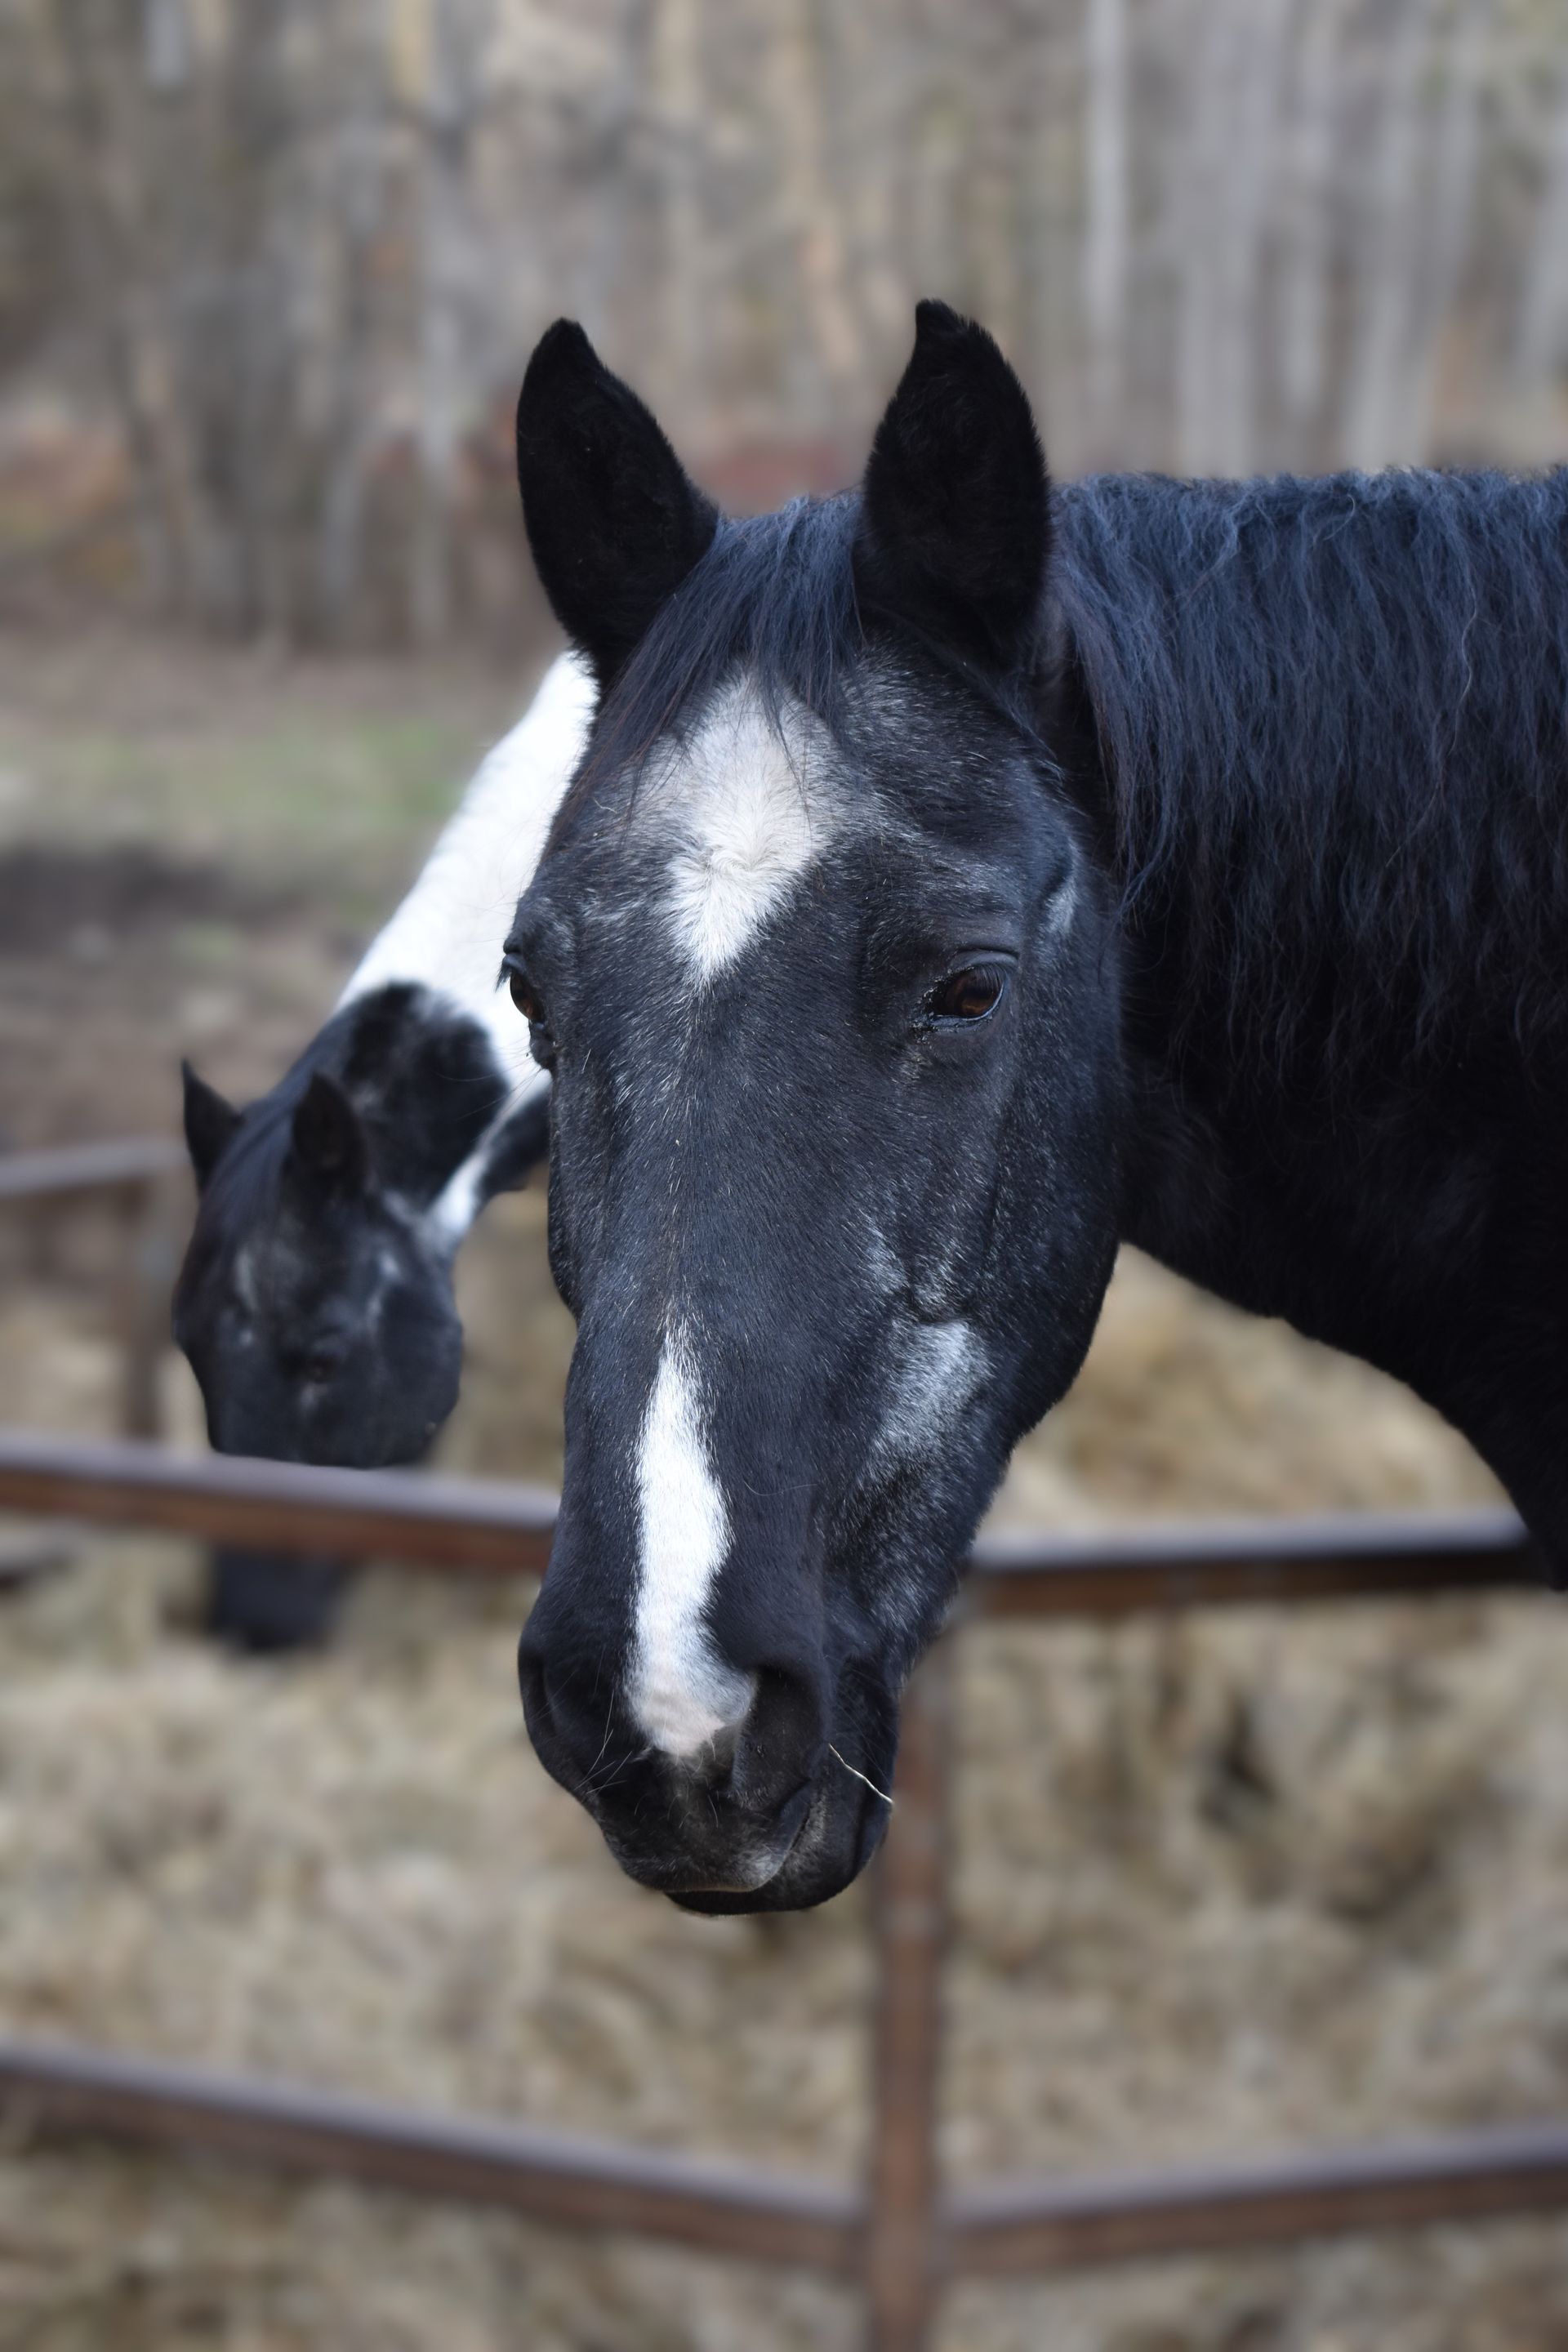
[1058,467,1568,1074]
[574,466,1568,1079]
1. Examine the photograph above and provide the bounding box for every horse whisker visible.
[826,1744,894,1806]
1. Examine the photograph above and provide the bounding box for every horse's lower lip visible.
[750,1780,817,1882]
[606,1781,816,1897]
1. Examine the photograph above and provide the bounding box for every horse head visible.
[510,305,1125,1910]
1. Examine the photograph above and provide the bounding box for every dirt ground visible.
[1,623,1566,2351]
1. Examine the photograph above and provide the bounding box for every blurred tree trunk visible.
[1277,0,1343,450]
[1341,0,1439,469]
[1513,46,1568,396]
[767,0,865,431]
[820,0,908,378]
[576,0,657,355]
[49,0,183,612]
[1081,0,1128,458]
[412,0,494,645]
[650,0,707,432]
[963,10,1023,360]
[1404,0,1490,454]
[18,0,1568,644]
[316,0,391,640]
[1174,0,1289,477]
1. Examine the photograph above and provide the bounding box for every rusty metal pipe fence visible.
[0,1142,1561,2352]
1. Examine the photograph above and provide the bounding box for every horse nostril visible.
[729,1664,825,1817]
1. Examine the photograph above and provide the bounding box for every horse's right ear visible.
[516,319,717,688]
[181,1062,241,1192]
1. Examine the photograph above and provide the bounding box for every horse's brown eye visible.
[926,964,1009,1024]
[506,961,547,1027]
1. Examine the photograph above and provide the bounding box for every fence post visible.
[864,1637,953,2352]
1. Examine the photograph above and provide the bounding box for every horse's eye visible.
[505,958,548,1029]
[925,964,1009,1025]
[302,1349,342,1386]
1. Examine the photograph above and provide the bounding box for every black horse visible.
[507,302,1568,1913]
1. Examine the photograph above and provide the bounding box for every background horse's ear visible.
[287,1072,368,1197]
[181,1061,242,1192]
[857,301,1050,672]
[516,319,718,688]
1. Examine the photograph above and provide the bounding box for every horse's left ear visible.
[857,301,1050,672]
[287,1073,368,1197]
[516,319,718,688]
[181,1061,242,1192]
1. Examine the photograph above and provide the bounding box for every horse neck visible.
[340,649,595,1091]
[1049,474,1568,1417]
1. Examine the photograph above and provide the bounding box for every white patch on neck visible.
[421,1069,550,1254]
[647,680,839,979]
[341,651,595,1090]
[631,1330,754,1756]
[332,654,589,1265]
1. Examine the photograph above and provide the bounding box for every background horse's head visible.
[172,992,511,1468]
[512,305,1125,1911]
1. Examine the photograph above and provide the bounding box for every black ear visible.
[516,319,718,687]
[856,301,1050,671]
[181,1061,242,1192]
[287,1073,368,1196]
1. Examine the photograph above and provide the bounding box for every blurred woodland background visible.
[10,7,1568,2349]
[4,0,1568,648]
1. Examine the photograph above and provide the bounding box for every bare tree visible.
[1174,0,1290,477]
[412,0,497,644]
[48,0,184,611]
[12,0,1568,643]
[1276,0,1343,448]
[315,0,392,640]
[1081,0,1128,452]
[1341,0,1441,470]
[764,0,866,434]
[1513,41,1568,398]
[1403,0,1490,454]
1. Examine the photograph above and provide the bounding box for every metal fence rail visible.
[0,1138,185,1204]
[4,2034,1568,2283]
[0,1428,1538,1609]
[0,1140,1561,2352]
[0,2038,862,2274]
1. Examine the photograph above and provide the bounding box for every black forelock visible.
[563,488,1052,825]
[569,494,862,804]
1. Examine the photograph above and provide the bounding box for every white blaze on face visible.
[632,1330,755,1756]
[648,679,840,981]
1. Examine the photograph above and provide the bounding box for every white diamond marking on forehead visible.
[632,1329,755,1757]
[645,678,841,980]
